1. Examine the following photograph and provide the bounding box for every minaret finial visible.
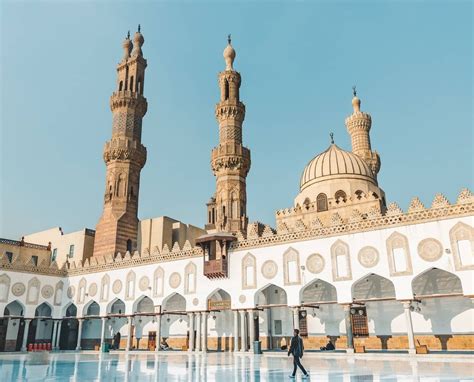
[352,85,357,97]
[330,132,334,144]
[138,24,141,33]
[228,34,231,45]
[127,30,130,39]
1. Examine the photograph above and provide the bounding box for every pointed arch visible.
[207,288,232,310]
[184,262,197,294]
[35,301,53,317]
[254,283,288,306]
[65,303,77,317]
[125,270,136,300]
[242,252,257,289]
[351,273,396,301]
[386,231,413,276]
[0,273,11,302]
[61,301,77,317]
[107,297,126,314]
[330,240,352,281]
[412,268,463,297]
[83,299,100,316]
[283,247,301,285]
[153,267,164,297]
[100,274,110,302]
[26,277,41,305]
[162,292,186,312]
[133,295,154,314]
[449,222,473,271]
[299,277,337,304]
[4,300,25,316]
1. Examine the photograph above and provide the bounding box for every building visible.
[0,29,473,354]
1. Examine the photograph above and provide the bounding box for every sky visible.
[0,0,472,239]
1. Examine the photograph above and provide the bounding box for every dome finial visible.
[223,34,236,71]
[138,24,141,33]
[352,86,361,112]
[330,132,334,144]
[127,30,130,39]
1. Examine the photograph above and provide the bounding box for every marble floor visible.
[0,352,472,381]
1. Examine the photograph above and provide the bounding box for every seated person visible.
[320,340,335,351]
[160,338,170,350]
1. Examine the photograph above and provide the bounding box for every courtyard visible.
[0,352,472,381]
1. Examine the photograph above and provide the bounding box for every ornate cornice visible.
[215,103,245,123]
[110,91,148,116]
[103,145,147,168]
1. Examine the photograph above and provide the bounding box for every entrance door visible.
[27,319,37,346]
[60,319,79,350]
[148,331,156,350]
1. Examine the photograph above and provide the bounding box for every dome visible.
[300,144,376,191]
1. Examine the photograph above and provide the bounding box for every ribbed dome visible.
[300,144,376,191]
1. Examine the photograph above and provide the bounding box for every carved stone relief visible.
[306,254,325,274]
[139,276,150,292]
[169,272,181,289]
[417,238,443,262]
[41,285,54,299]
[112,280,123,294]
[67,286,75,299]
[11,282,26,297]
[261,260,278,279]
[88,283,98,297]
[358,246,379,268]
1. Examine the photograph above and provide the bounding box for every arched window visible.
[130,76,134,92]
[242,253,256,289]
[224,80,229,100]
[335,190,347,203]
[231,193,238,218]
[126,239,132,252]
[137,78,143,94]
[119,81,123,91]
[355,190,364,200]
[303,198,311,210]
[316,193,328,212]
[153,267,164,297]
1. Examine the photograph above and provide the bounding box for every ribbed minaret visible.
[208,36,251,233]
[345,88,381,176]
[93,27,148,257]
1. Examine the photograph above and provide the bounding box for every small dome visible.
[223,35,236,70]
[300,144,376,191]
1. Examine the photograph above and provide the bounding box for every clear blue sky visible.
[1,1,472,239]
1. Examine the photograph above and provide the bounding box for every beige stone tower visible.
[207,36,251,233]
[93,28,148,257]
[345,88,381,176]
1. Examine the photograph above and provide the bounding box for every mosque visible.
[0,29,473,355]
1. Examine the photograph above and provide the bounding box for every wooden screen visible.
[298,310,308,337]
[351,306,369,337]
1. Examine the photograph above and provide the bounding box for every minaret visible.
[93,27,148,257]
[208,36,251,233]
[345,87,381,176]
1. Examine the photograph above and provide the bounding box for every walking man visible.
[288,329,309,379]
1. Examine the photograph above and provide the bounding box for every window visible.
[336,255,348,278]
[335,190,347,203]
[457,240,472,267]
[316,193,328,212]
[224,80,229,100]
[287,260,298,283]
[31,256,38,267]
[5,252,13,263]
[51,248,57,262]
[119,81,123,91]
[130,76,134,92]
[68,245,75,258]
[393,247,407,273]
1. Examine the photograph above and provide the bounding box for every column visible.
[196,312,202,352]
[155,314,162,352]
[292,307,300,331]
[343,305,354,353]
[51,320,59,350]
[201,312,208,352]
[188,313,195,352]
[76,318,84,351]
[266,308,272,350]
[100,317,107,351]
[403,301,416,354]
[233,310,239,352]
[55,320,63,349]
[21,319,31,351]
[247,310,255,353]
[126,317,133,351]
[240,310,247,352]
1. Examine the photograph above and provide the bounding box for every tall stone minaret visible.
[208,36,251,233]
[93,27,148,257]
[345,88,381,177]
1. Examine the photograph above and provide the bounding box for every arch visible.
[83,300,100,316]
[335,190,347,203]
[129,75,134,92]
[449,222,474,271]
[65,303,77,317]
[254,283,288,306]
[184,262,197,294]
[0,273,11,302]
[137,77,143,94]
[153,267,164,297]
[386,231,413,276]
[162,293,186,312]
[355,190,365,200]
[119,80,123,91]
[283,247,301,285]
[316,193,328,212]
[26,277,41,305]
[299,278,337,304]
[412,268,463,297]
[100,274,110,301]
[242,253,256,289]
[107,298,126,314]
[133,295,154,314]
[4,300,25,316]
[351,273,396,301]
[330,240,352,281]
[125,270,136,300]
[224,79,229,100]
[207,288,231,310]
[35,302,53,317]
[77,278,87,304]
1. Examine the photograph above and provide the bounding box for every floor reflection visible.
[0,352,472,381]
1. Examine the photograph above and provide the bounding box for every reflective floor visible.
[0,352,473,381]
